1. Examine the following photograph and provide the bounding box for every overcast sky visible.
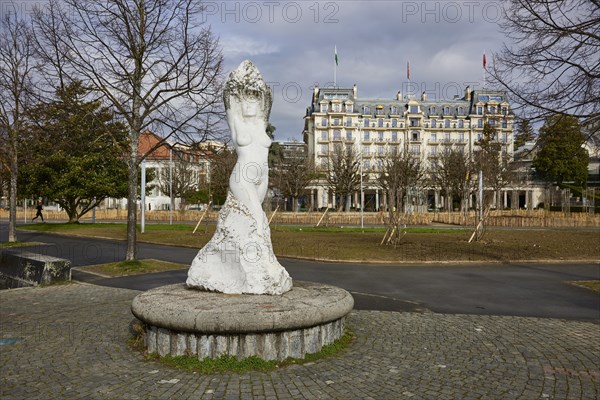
[204,0,508,142]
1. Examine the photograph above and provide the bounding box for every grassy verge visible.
[19,222,600,263]
[0,241,45,248]
[78,259,187,277]
[569,281,600,293]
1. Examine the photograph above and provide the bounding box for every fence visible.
[1,209,598,228]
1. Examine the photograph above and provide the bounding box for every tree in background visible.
[157,153,199,210]
[491,0,599,125]
[33,0,224,259]
[207,147,237,206]
[19,82,129,222]
[272,147,317,212]
[514,118,536,149]
[0,14,36,242]
[377,148,424,245]
[325,145,362,212]
[429,148,473,211]
[533,114,589,187]
[474,122,515,208]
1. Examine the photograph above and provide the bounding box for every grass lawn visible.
[18,222,600,263]
[78,259,187,277]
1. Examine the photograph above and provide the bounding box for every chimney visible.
[464,85,471,101]
[313,83,319,102]
[421,91,427,101]
[397,91,402,101]
[353,83,357,98]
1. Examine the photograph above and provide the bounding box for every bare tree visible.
[0,14,36,242]
[272,147,317,212]
[475,123,516,209]
[429,148,473,211]
[158,152,199,210]
[325,145,362,212]
[208,146,237,206]
[491,0,600,124]
[377,148,424,245]
[33,0,224,259]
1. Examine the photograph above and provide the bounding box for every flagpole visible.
[334,45,337,87]
[483,50,486,88]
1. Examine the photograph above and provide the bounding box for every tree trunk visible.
[292,196,298,212]
[8,148,18,242]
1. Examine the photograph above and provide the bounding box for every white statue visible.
[186,60,293,295]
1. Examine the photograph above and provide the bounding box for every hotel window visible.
[444,106,450,115]
[378,145,384,155]
[410,145,420,154]
[391,119,397,127]
[477,119,483,128]
[477,133,482,141]
[391,146,398,155]
[333,130,341,140]
[320,144,327,154]
[363,146,370,156]
[445,119,450,128]
[321,118,327,127]
[378,131,384,141]
[430,106,436,114]
[346,144,353,153]
[320,104,327,112]
[430,133,437,142]
[364,160,371,170]
[458,133,465,142]
[320,131,327,140]
[410,105,419,113]
[502,120,508,129]
[363,106,370,114]
[431,119,437,128]
[333,118,340,126]
[391,106,397,115]
[333,103,341,112]
[412,131,420,141]
[444,133,451,142]
[502,133,507,143]
[501,106,507,115]
[364,118,369,127]
[345,104,353,113]
[363,131,370,141]
[346,117,352,127]
[458,120,464,128]
[458,107,464,115]
[410,118,419,127]
[346,131,352,140]
[391,132,398,141]
[489,106,496,114]
[489,119,495,126]
[429,146,437,156]
[376,107,384,115]
[378,118,383,127]
[477,106,483,115]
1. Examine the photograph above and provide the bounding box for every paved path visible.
[1,283,599,400]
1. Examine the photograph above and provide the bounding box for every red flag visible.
[483,52,487,69]
[407,61,410,80]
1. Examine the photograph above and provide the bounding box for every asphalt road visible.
[2,222,599,321]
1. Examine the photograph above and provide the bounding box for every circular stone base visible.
[131,281,354,361]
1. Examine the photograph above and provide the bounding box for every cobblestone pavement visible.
[1,283,599,400]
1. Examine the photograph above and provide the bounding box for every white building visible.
[303,84,516,210]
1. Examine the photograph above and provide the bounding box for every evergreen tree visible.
[20,82,129,222]
[533,114,589,187]
[514,118,535,149]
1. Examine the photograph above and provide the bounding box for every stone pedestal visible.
[131,281,354,361]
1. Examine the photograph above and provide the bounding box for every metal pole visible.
[92,197,96,223]
[478,170,483,222]
[169,147,173,225]
[359,119,364,229]
[141,159,146,233]
[24,199,27,223]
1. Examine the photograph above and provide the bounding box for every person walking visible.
[32,200,44,222]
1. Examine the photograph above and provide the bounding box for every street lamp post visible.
[141,159,146,233]
[169,147,173,225]
[358,118,364,229]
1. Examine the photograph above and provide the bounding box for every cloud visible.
[220,35,279,58]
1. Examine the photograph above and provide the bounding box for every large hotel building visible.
[302,84,518,211]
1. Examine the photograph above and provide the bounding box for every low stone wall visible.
[0,249,71,288]
[131,281,354,361]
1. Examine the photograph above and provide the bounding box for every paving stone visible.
[0,283,599,399]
